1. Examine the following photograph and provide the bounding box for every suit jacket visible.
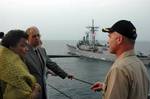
[24,45,68,99]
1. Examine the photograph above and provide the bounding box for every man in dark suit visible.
[24,26,73,99]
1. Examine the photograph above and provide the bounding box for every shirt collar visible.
[115,49,135,62]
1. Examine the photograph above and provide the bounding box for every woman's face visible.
[11,38,28,58]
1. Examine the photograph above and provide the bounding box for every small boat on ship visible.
[66,20,150,66]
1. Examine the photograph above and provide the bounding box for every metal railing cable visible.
[73,77,94,85]
[48,84,73,99]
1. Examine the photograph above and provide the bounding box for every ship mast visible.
[86,19,99,48]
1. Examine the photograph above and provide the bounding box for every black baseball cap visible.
[102,20,137,40]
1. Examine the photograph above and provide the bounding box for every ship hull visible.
[67,44,115,61]
[67,44,150,66]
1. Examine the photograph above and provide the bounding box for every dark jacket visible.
[24,45,68,99]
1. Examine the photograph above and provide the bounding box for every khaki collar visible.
[115,49,135,62]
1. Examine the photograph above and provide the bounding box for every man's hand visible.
[91,82,104,92]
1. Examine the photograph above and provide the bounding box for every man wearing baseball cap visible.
[91,20,150,99]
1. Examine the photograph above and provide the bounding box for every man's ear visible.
[117,35,124,45]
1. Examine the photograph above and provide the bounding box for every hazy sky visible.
[0,0,150,41]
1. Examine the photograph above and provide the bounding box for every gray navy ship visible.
[67,20,150,66]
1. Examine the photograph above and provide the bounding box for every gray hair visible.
[26,26,40,35]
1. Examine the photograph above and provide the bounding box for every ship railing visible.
[48,54,150,99]
[48,55,79,58]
